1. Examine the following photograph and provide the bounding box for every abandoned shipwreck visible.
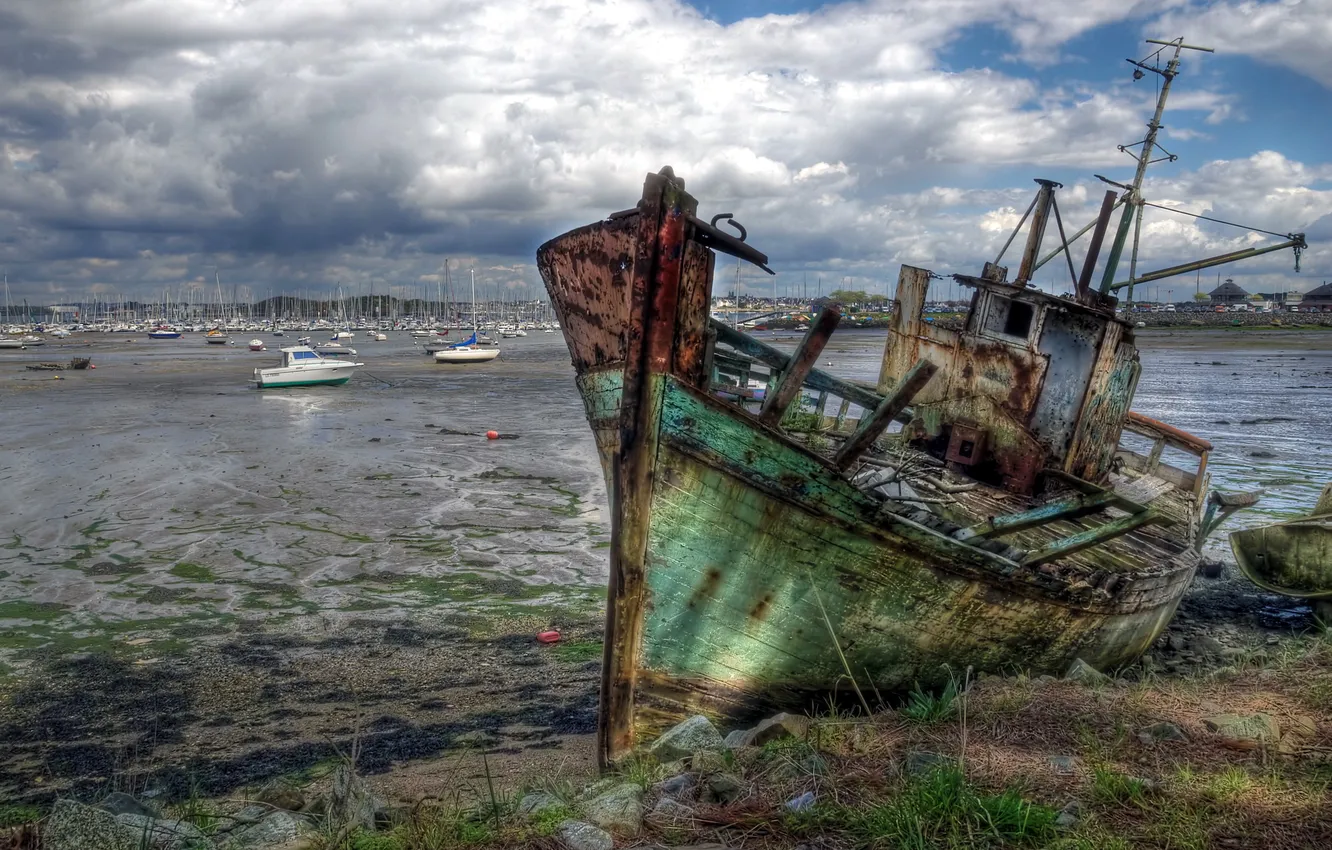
[536,39,1308,766]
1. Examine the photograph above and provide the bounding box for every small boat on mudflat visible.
[249,339,266,351]
[434,332,500,363]
[253,345,361,388]
[148,329,181,339]
[1230,484,1332,620]
[205,330,229,345]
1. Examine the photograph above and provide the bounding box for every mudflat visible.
[1,327,1329,803]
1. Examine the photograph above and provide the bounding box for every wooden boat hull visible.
[538,169,1196,764]
[628,373,1189,730]
[1230,516,1332,600]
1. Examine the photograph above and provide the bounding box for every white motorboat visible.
[19,335,44,346]
[372,332,387,341]
[253,346,362,388]
[249,339,266,351]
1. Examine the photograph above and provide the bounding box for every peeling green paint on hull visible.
[576,371,1191,738]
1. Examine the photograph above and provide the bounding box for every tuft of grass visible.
[349,829,406,850]
[0,803,43,828]
[168,785,221,835]
[528,803,577,837]
[850,763,1057,848]
[1091,766,1151,808]
[1201,766,1255,803]
[902,678,960,723]
[615,752,666,789]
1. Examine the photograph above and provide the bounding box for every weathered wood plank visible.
[957,490,1118,540]
[834,359,938,470]
[760,307,841,426]
[1021,511,1163,567]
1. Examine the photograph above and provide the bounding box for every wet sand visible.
[2,328,1330,803]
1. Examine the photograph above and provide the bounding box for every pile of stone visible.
[40,764,376,850]
[519,712,809,850]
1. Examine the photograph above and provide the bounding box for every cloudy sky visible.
[1,0,1329,306]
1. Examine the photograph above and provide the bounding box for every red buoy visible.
[485,430,499,440]
[536,629,561,644]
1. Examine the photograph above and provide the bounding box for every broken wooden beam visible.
[1020,510,1162,567]
[834,359,938,470]
[759,307,841,426]
[955,490,1118,541]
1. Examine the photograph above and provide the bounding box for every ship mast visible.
[1033,37,1306,313]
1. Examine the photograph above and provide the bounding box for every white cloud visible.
[0,0,1325,300]
[1157,0,1332,89]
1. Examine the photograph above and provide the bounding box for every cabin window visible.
[982,295,1036,341]
[1003,301,1035,338]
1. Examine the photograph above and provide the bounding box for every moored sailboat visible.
[435,270,500,364]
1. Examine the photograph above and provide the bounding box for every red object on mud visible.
[536,630,562,644]
[485,430,499,440]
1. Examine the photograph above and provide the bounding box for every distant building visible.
[1299,282,1332,312]
[1208,278,1249,305]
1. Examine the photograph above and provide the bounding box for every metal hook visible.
[710,213,747,243]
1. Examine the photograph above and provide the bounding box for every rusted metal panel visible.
[945,423,986,467]
[535,216,637,373]
[759,307,841,426]
[1030,307,1104,456]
